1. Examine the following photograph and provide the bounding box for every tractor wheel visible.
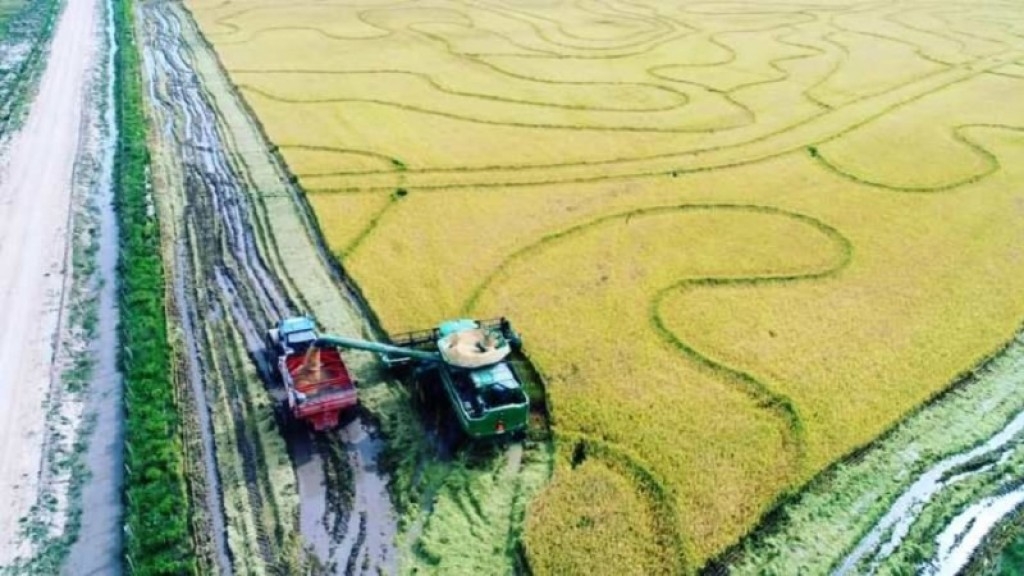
[265,351,282,384]
[273,403,295,431]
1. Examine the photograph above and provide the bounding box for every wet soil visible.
[137,2,399,573]
[64,1,123,572]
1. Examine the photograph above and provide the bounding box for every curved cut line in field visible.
[829,9,966,67]
[553,431,690,574]
[459,0,680,51]
[401,12,697,62]
[200,2,409,40]
[212,24,392,44]
[464,202,852,511]
[646,12,822,68]
[234,68,691,113]
[279,51,1020,190]
[226,16,703,86]
[237,84,736,135]
[279,144,406,177]
[642,19,898,112]
[814,123,1024,192]
[211,0,695,59]
[339,193,402,257]
[812,29,952,106]
[211,0,1024,187]
[228,30,731,131]
[645,27,823,94]
[931,8,1020,51]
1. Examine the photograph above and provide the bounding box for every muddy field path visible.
[138,1,398,573]
[0,0,103,564]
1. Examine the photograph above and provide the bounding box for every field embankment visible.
[113,0,194,571]
[186,0,1024,571]
[64,0,122,571]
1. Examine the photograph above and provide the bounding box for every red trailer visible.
[278,346,357,431]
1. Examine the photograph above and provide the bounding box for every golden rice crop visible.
[524,456,668,575]
[186,0,1024,570]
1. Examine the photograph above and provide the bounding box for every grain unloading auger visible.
[266,316,530,439]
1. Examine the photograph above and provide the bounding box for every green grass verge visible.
[114,0,195,572]
[994,531,1024,575]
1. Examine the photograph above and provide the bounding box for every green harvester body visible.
[433,319,530,439]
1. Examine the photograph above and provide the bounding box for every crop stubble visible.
[186,0,1024,571]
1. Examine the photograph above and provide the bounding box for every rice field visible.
[186,0,1024,571]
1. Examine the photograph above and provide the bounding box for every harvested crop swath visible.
[186,0,1024,570]
[115,0,194,572]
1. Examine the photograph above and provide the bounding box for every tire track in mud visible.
[139,2,398,573]
[144,5,284,567]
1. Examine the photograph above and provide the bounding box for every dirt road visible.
[0,0,102,564]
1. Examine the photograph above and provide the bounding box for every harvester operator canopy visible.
[471,363,525,409]
[469,362,519,390]
[437,321,511,369]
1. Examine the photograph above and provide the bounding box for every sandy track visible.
[0,0,100,564]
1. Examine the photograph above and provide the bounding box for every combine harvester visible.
[266,316,530,439]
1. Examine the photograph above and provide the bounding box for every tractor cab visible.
[268,316,318,355]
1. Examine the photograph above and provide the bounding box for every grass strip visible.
[114,0,195,572]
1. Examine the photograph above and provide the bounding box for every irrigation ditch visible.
[717,327,1024,575]
[57,4,125,574]
[1,0,122,571]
